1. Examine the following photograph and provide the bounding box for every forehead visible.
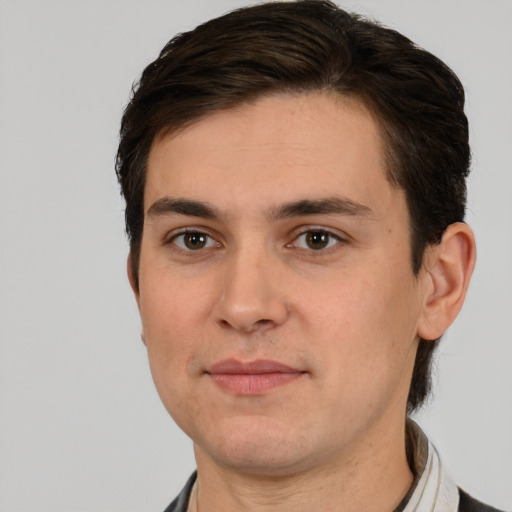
[145,92,397,218]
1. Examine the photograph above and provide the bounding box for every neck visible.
[192,417,413,512]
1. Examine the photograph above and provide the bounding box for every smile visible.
[206,359,306,395]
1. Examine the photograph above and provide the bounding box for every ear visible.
[127,253,146,345]
[127,252,142,309]
[417,222,476,341]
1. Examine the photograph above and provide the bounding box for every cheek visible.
[141,296,204,430]
[307,269,420,388]
[139,267,210,343]
[138,276,208,398]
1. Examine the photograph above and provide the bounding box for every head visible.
[116,1,470,415]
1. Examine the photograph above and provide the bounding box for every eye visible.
[292,230,342,251]
[172,231,218,251]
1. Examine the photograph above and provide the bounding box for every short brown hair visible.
[116,0,470,412]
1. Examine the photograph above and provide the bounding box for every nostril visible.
[218,319,232,329]
[255,319,273,327]
[216,317,275,332]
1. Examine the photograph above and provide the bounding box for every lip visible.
[206,359,305,395]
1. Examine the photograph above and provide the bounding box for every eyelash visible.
[165,227,346,254]
[166,229,221,253]
[289,229,344,252]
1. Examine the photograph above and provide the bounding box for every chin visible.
[212,445,310,477]
[194,417,321,476]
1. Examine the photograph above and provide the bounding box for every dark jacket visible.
[459,489,505,512]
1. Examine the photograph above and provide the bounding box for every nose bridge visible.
[214,239,288,332]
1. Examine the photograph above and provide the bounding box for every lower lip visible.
[209,372,303,395]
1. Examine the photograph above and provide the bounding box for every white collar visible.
[401,419,459,512]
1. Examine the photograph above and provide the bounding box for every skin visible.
[130,92,475,511]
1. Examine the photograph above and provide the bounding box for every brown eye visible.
[173,232,216,251]
[306,232,330,250]
[184,233,207,249]
[293,230,341,251]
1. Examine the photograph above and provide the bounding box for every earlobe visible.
[417,223,476,341]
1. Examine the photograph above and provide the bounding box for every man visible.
[116,1,503,511]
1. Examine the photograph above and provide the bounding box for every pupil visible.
[307,232,328,250]
[185,233,206,249]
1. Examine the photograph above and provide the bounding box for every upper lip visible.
[207,359,303,375]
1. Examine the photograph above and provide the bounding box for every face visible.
[134,93,430,475]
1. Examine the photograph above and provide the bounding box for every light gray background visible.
[1,1,511,511]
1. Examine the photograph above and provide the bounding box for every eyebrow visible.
[147,197,219,219]
[267,197,375,221]
[147,196,375,221]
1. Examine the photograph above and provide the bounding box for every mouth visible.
[206,359,306,395]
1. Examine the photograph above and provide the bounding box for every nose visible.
[213,249,289,333]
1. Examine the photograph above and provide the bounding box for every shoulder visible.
[459,488,507,512]
[163,473,197,512]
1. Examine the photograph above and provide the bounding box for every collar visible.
[396,419,460,512]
